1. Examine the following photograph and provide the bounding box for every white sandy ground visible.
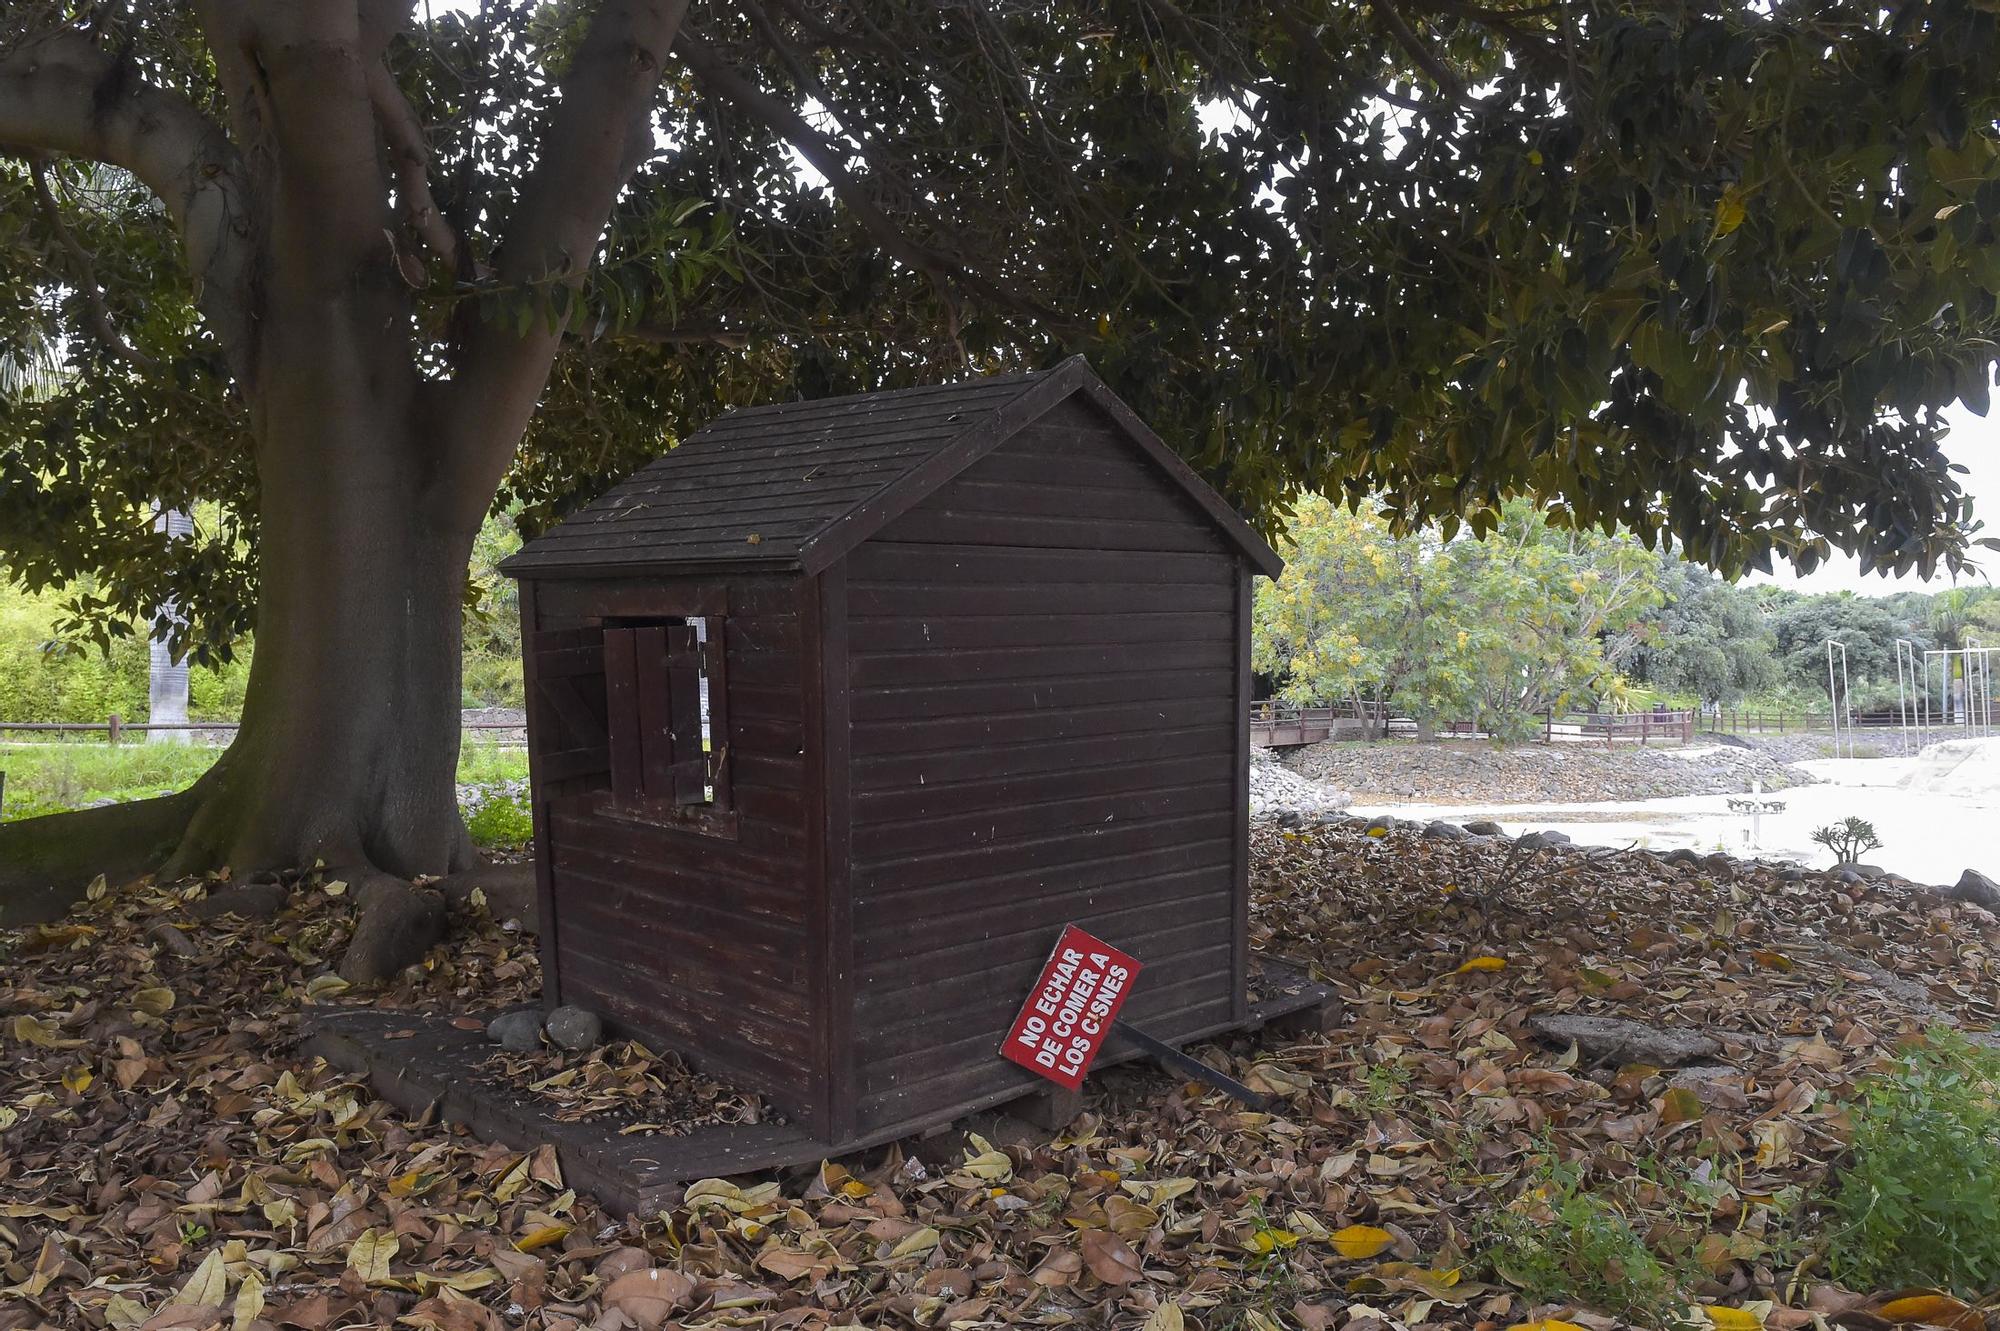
[1348,737,2000,884]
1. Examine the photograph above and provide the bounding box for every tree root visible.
[336,870,447,984]
[0,787,204,927]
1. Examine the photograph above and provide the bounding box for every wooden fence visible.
[1250,702,1698,747]
[0,718,527,744]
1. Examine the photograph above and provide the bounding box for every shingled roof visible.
[502,356,1282,579]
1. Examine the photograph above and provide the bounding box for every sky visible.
[1745,403,2000,597]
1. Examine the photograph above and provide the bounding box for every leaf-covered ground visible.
[1,827,1997,1331]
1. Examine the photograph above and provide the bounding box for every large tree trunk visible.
[165,452,478,880]
[0,344,486,921]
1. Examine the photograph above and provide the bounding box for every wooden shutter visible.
[602,622,712,808]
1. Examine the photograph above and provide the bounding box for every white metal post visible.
[1826,639,1850,759]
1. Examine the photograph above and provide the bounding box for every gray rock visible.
[1849,863,1887,881]
[1275,809,1305,830]
[1701,853,1737,876]
[1462,820,1505,837]
[1423,820,1472,841]
[487,1008,543,1052]
[1779,866,1810,883]
[1833,866,1866,885]
[1517,830,1571,850]
[1949,868,2000,909]
[1528,1014,1722,1067]
[545,1005,602,1051]
[189,881,291,921]
[1364,816,1397,835]
[1662,847,1702,865]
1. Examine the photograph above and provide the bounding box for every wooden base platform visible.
[301,955,1336,1216]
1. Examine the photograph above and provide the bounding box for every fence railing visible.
[1250,703,1700,746]
[0,717,527,744]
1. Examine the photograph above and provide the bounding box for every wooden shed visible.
[500,356,1286,1149]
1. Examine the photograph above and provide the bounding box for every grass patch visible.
[1477,1152,1721,1326]
[0,742,221,821]
[1,740,534,823]
[1824,1030,2000,1295]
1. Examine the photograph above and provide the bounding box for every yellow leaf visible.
[172,1249,230,1306]
[303,974,350,1001]
[132,986,176,1017]
[62,1065,94,1094]
[231,1272,265,1331]
[1748,950,1793,972]
[1701,1304,1768,1330]
[12,1014,57,1047]
[1328,1225,1395,1259]
[1659,1086,1704,1124]
[323,878,349,896]
[1143,1304,1186,1331]
[960,1133,1013,1183]
[1505,1322,1590,1331]
[1453,956,1507,975]
[514,1223,571,1252]
[1877,1293,1977,1326]
[493,1155,531,1202]
[104,1294,148,1329]
[388,1169,441,1198]
[346,1228,398,1285]
[1244,1228,1300,1253]
[1714,185,1748,236]
[85,874,107,901]
[887,1226,941,1260]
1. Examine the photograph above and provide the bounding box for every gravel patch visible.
[1277,738,1809,805]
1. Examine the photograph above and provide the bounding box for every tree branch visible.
[368,61,463,275]
[448,0,691,513]
[26,154,159,370]
[1371,0,1467,101]
[0,29,255,382]
[676,32,1073,333]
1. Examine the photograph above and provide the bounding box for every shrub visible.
[1811,816,1883,865]
[1824,1031,2000,1295]
[464,790,533,850]
[1479,1155,1693,1325]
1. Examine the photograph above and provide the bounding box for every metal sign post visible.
[1002,924,1272,1111]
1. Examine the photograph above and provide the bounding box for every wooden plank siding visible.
[839,408,1244,1135]
[524,572,824,1124]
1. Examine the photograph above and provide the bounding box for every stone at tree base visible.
[437,860,538,930]
[1849,863,1886,880]
[189,881,291,921]
[1528,1013,1723,1067]
[1949,868,2000,909]
[487,1009,543,1052]
[546,1005,603,1051]
[337,874,446,985]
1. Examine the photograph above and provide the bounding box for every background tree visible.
[4,0,2000,925]
[1766,591,1907,692]
[1255,498,1663,737]
[1629,560,1782,704]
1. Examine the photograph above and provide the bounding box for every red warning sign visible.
[1000,924,1143,1091]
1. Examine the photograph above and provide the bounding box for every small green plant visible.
[464,791,534,850]
[1479,1154,1692,1325]
[1824,1030,2000,1295]
[1361,1059,1414,1111]
[1811,815,1883,865]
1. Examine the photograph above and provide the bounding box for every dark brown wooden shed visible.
[500,356,1286,1149]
